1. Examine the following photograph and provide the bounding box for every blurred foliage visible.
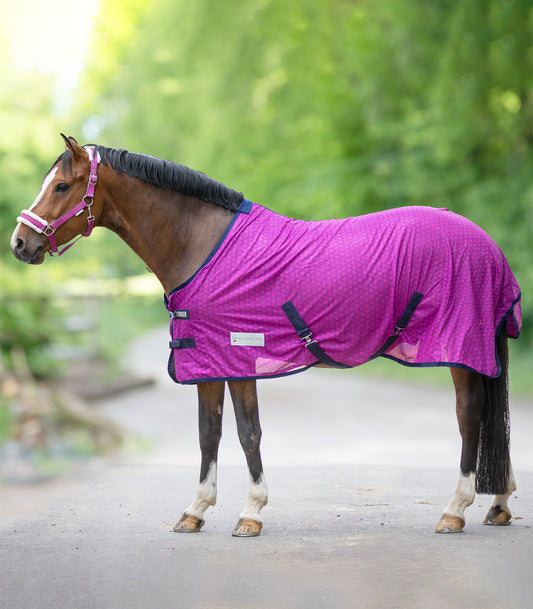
[73,0,532,339]
[0,296,59,378]
[1,0,532,379]
[0,57,61,256]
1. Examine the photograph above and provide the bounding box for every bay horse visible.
[11,135,522,537]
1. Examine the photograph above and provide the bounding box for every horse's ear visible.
[60,133,85,160]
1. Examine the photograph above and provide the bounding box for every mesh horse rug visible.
[167,203,521,384]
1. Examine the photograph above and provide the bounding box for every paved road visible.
[1,328,532,609]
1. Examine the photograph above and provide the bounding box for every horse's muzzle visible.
[11,232,46,265]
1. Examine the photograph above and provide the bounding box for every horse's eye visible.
[55,183,69,192]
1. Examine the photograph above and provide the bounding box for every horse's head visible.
[11,134,101,264]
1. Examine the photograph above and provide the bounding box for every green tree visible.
[74,0,532,336]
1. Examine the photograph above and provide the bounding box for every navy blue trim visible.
[168,350,177,382]
[168,199,254,297]
[171,362,321,385]
[237,198,253,214]
[381,356,495,379]
[377,291,521,379]
[496,291,521,339]
[166,289,521,385]
[491,291,521,377]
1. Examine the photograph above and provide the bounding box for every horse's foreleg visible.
[174,381,225,533]
[228,379,268,537]
[436,369,484,533]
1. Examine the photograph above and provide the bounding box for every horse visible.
[11,135,522,537]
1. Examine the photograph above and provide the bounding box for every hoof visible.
[483,505,512,526]
[232,518,263,537]
[173,513,205,533]
[435,513,465,533]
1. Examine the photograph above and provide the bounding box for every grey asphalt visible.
[1,328,532,609]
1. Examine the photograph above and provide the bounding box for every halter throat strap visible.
[17,147,99,257]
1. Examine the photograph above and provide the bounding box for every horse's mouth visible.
[29,247,46,264]
[13,245,45,265]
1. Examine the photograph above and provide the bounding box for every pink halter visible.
[17,147,98,256]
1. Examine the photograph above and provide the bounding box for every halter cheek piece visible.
[17,147,99,257]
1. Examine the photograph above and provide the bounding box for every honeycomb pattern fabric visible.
[166,202,521,384]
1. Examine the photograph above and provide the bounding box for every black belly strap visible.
[281,301,351,369]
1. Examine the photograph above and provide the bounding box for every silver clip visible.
[302,332,317,347]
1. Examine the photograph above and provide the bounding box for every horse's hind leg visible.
[436,368,484,533]
[174,381,225,532]
[483,464,516,525]
[228,380,268,537]
[480,327,515,526]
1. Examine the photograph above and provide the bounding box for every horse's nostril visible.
[11,235,27,257]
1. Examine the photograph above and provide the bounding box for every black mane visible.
[56,146,244,210]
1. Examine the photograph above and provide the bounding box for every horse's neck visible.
[100,173,236,294]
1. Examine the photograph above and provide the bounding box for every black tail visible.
[476,327,511,494]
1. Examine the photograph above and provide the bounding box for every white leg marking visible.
[184,461,217,520]
[444,472,476,520]
[239,473,268,523]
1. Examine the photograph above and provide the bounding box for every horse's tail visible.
[476,326,511,495]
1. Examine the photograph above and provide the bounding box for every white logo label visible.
[230,332,265,347]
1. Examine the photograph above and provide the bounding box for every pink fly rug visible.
[166,202,521,384]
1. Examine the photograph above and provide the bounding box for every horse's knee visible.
[237,423,262,456]
[197,382,224,454]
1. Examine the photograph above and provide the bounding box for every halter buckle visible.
[84,198,95,223]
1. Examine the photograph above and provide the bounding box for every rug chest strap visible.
[169,338,196,349]
[281,301,350,369]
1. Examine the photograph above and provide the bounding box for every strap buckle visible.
[301,332,317,347]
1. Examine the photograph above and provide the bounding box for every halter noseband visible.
[17,147,99,257]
